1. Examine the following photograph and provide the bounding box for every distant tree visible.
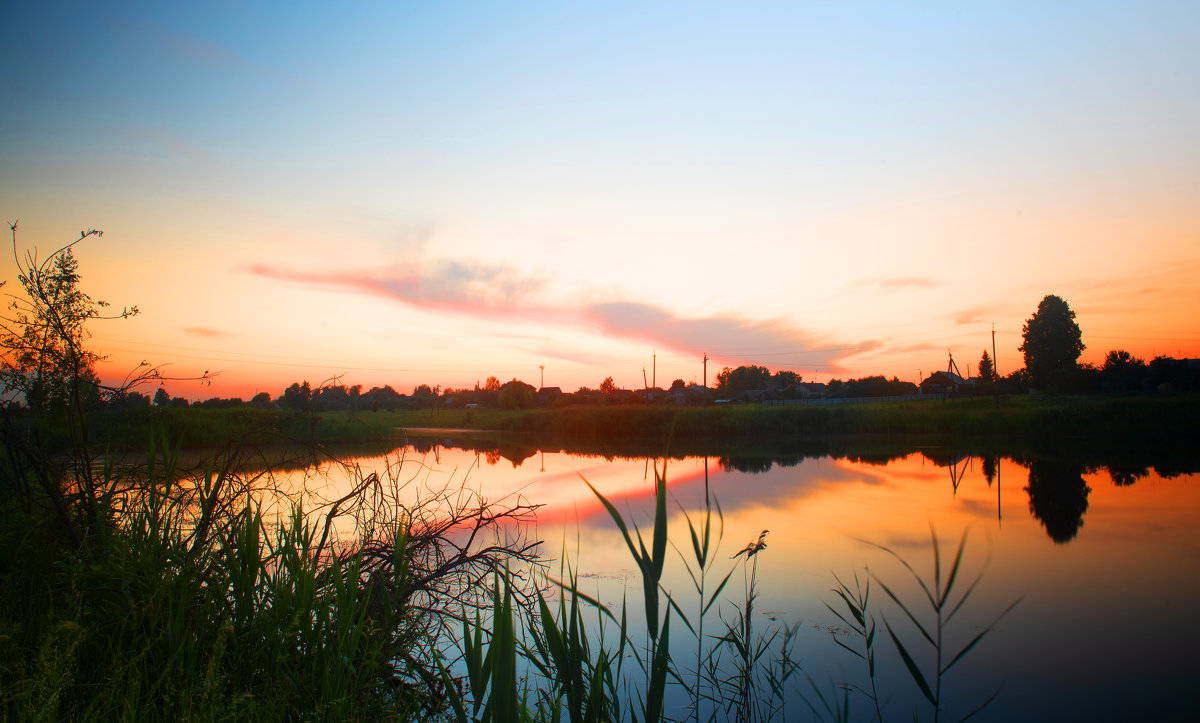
[498,379,536,409]
[668,379,686,394]
[411,384,437,410]
[153,387,171,407]
[313,384,350,411]
[282,381,312,411]
[362,385,402,411]
[978,350,995,382]
[484,376,502,392]
[250,391,272,408]
[599,376,616,395]
[1019,295,1084,390]
[715,365,772,396]
[772,370,803,396]
[169,396,189,407]
[1100,349,1146,392]
[977,350,996,392]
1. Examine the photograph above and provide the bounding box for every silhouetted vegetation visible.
[1020,294,1085,391]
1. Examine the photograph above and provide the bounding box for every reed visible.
[855,526,1020,723]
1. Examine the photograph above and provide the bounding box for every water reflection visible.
[1024,460,1091,543]
[246,435,1199,720]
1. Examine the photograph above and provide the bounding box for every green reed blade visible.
[884,617,936,706]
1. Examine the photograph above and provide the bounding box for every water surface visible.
[265,439,1199,721]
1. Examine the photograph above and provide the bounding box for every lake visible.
[260,435,1200,721]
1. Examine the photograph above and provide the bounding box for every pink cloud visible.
[246,261,870,371]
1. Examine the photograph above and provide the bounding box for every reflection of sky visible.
[263,445,1200,720]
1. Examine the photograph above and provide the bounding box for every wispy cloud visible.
[182,326,235,339]
[246,260,544,312]
[862,276,941,291]
[950,304,1010,326]
[581,301,869,367]
[247,260,869,370]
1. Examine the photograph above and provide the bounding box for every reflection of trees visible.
[719,457,775,474]
[981,456,997,485]
[1107,464,1149,487]
[1025,460,1091,543]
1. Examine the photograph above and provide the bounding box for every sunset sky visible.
[4,1,1198,400]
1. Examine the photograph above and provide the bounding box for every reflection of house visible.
[920,371,972,394]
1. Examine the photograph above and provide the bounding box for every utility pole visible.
[703,353,708,388]
[992,323,1000,408]
[652,351,656,389]
[539,365,544,389]
[991,323,998,378]
[642,368,648,390]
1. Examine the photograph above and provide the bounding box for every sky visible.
[3,1,1198,400]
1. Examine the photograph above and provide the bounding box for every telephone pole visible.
[991,324,998,378]
[652,351,656,389]
[703,353,709,388]
[539,365,544,389]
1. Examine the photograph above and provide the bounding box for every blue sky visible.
[3,1,1198,396]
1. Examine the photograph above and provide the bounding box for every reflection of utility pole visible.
[998,457,1002,526]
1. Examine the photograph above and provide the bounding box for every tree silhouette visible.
[498,379,536,409]
[1100,349,1146,391]
[1019,295,1084,390]
[1025,460,1091,543]
[282,381,312,411]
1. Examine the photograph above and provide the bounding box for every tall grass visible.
[0,438,542,720]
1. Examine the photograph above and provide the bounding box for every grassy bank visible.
[86,393,1197,453]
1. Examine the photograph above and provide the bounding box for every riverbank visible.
[85,393,1199,452]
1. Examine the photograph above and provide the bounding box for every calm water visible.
[265,438,1200,721]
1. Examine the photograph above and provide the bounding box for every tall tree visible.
[1019,294,1084,389]
[978,349,995,382]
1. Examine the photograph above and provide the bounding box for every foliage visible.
[825,375,917,399]
[0,228,129,417]
[976,350,996,393]
[1019,294,1084,390]
[498,379,537,409]
[715,365,807,400]
[281,380,313,411]
[1100,349,1147,392]
[0,443,541,720]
